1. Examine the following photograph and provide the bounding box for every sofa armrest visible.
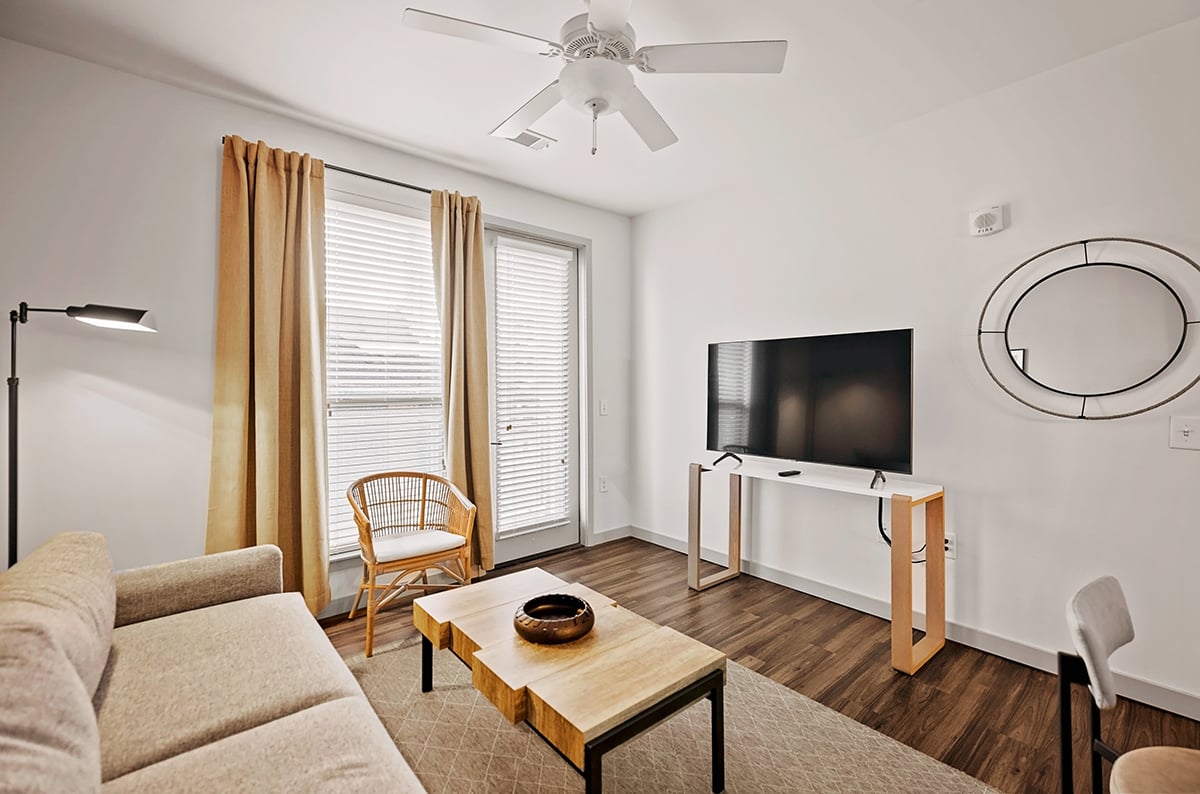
[114,545,283,627]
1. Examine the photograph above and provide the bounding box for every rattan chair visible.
[346,471,476,657]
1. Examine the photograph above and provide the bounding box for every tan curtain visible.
[431,190,495,574]
[206,135,330,615]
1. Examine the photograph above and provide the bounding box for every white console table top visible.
[700,459,943,503]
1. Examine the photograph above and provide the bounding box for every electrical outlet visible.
[598,476,610,493]
[944,534,957,560]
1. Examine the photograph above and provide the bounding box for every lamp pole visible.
[6,301,155,568]
[7,307,19,568]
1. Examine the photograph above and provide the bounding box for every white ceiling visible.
[2,0,1198,216]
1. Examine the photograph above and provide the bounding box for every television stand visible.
[870,469,886,489]
[687,460,946,675]
[710,451,743,466]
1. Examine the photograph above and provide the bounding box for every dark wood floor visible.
[322,537,1200,794]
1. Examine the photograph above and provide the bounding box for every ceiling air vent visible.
[507,129,557,151]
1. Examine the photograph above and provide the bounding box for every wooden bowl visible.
[513,593,595,645]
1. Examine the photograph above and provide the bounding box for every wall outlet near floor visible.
[598,476,610,493]
[944,534,957,560]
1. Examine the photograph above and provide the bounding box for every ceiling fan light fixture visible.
[404,2,788,154]
[558,57,634,115]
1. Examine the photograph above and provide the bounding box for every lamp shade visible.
[65,304,156,332]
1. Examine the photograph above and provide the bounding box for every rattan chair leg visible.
[348,584,366,620]
[460,549,472,585]
[365,576,377,658]
[348,563,369,620]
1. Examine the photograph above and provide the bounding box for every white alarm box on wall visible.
[969,205,1007,236]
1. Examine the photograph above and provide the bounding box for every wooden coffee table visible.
[413,568,727,793]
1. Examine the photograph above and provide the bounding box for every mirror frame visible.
[978,237,1200,420]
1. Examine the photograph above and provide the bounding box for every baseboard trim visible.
[629,526,1200,722]
[586,525,634,547]
[323,595,356,620]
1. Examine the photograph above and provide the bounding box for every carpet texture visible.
[345,638,1001,794]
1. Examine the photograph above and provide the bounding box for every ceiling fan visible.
[402,0,788,154]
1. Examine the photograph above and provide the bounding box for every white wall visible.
[0,38,634,602]
[631,18,1200,710]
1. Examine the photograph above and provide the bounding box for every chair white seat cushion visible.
[367,530,466,563]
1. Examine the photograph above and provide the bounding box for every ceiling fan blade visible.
[620,86,678,152]
[403,8,562,58]
[636,40,788,74]
[587,0,634,34]
[490,81,563,139]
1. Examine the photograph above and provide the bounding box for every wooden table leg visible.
[688,464,743,592]
[890,492,946,674]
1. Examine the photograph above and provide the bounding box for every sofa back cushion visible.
[0,531,115,695]
[0,621,102,792]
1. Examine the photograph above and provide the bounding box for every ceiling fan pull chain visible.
[591,105,599,155]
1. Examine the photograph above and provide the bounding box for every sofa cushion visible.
[0,531,115,696]
[93,591,363,781]
[0,622,101,793]
[100,697,424,793]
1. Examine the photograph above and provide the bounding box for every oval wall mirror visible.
[1005,263,1186,397]
[977,237,1200,419]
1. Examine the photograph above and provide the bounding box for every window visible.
[322,183,583,562]
[324,196,443,555]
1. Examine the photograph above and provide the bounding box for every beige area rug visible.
[345,638,1000,794]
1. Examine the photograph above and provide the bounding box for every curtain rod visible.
[220,136,433,195]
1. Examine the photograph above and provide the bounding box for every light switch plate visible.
[599,399,609,416]
[1170,416,1200,450]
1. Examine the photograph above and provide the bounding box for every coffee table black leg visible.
[421,636,433,692]
[570,670,725,794]
[584,749,602,793]
[709,683,725,793]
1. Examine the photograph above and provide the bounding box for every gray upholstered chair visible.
[1059,575,1200,794]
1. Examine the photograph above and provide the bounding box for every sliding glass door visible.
[486,231,580,563]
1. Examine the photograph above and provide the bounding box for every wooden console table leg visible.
[687,464,743,591]
[890,492,947,674]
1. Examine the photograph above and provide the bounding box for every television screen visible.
[707,329,913,473]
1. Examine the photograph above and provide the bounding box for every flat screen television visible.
[706,328,913,474]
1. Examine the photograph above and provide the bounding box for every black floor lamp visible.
[7,301,156,568]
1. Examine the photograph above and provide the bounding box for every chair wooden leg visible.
[365,577,377,658]
[348,584,365,620]
[461,549,472,585]
[348,563,368,620]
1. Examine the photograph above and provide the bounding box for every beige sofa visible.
[0,532,424,793]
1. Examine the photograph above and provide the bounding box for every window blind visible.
[492,239,573,537]
[325,198,443,555]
